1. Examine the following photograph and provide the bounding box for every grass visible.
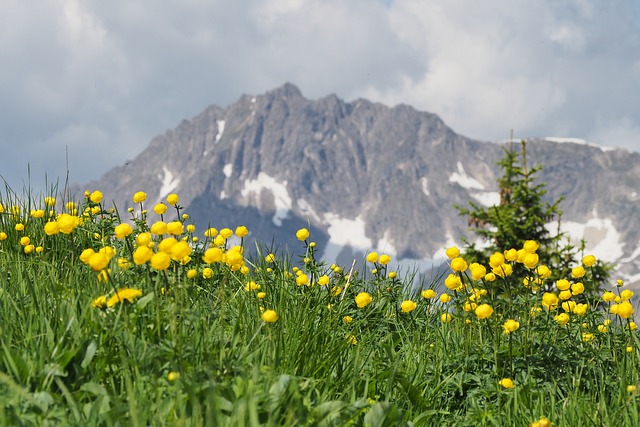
[0,187,639,426]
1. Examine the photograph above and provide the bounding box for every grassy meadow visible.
[0,186,639,426]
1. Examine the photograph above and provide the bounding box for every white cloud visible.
[0,0,639,191]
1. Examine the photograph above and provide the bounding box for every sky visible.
[1,0,640,193]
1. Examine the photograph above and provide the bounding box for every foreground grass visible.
[0,188,639,426]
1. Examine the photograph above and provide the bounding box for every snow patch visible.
[420,177,430,196]
[321,214,372,263]
[215,120,225,143]
[546,217,624,263]
[376,229,398,256]
[544,137,616,152]
[297,198,321,223]
[241,173,292,226]
[471,191,501,207]
[157,166,180,201]
[223,164,233,178]
[220,191,227,200]
[449,162,485,190]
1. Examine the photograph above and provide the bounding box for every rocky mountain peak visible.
[81,84,640,290]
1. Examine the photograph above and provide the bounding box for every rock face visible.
[81,83,640,287]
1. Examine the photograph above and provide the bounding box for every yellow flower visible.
[484,272,496,282]
[30,209,45,218]
[536,265,552,278]
[224,247,244,271]
[166,221,184,235]
[450,257,468,272]
[475,304,494,319]
[346,334,357,345]
[244,281,261,291]
[318,275,330,286]
[235,225,249,238]
[157,237,178,253]
[355,292,373,308]
[441,313,452,322]
[630,322,638,331]
[89,191,103,204]
[617,279,625,287]
[92,295,108,309]
[617,301,634,319]
[489,252,505,268]
[89,253,110,272]
[401,300,417,313]
[582,255,596,267]
[523,253,539,269]
[562,301,576,313]
[602,291,616,302]
[388,271,397,279]
[106,288,143,307]
[541,292,559,310]
[445,246,460,259]
[469,263,486,280]
[440,293,451,303]
[44,196,56,206]
[150,221,167,235]
[554,313,570,326]
[296,274,309,286]
[219,228,233,239]
[261,309,278,323]
[166,193,179,205]
[150,252,171,270]
[154,203,168,215]
[202,267,213,279]
[44,221,60,236]
[133,246,153,265]
[132,191,147,203]
[558,290,572,301]
[366,252,379,263]
[202,247,223,264]
[582,332,595,342]
[597,324,608,333]
[114,223,133,239]
[422,289,436,299]
[117,257,130,269]
[167,371,180,381]
[379,254,391,265]
[204,227,218,237]
[529,417,551,427]
[498,378,515,389]
[170,241,192,261]
[627,385,637,393]
[571,266,585,278]
[19,236,30,246]
[56,214,79,234]
[621,289,634,300]
[523,240,539,253]
[503,319,520,334]
[556,279,571,291]
[24,244,35,254]
[444,273,463,291]
[296,228,310,241]
[504,248,518,262]
[0,232,7,241]
[571,282,585,295]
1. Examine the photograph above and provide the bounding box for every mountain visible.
[81,83,640,289]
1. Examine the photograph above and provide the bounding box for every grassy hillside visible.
[0,187,639,426]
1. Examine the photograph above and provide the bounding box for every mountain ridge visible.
[80,83,640,288]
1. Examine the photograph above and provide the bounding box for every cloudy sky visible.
[2,0,639,193]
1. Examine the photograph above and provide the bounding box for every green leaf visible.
[81,340,97,369]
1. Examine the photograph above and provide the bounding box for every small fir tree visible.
[456,140,611,298]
